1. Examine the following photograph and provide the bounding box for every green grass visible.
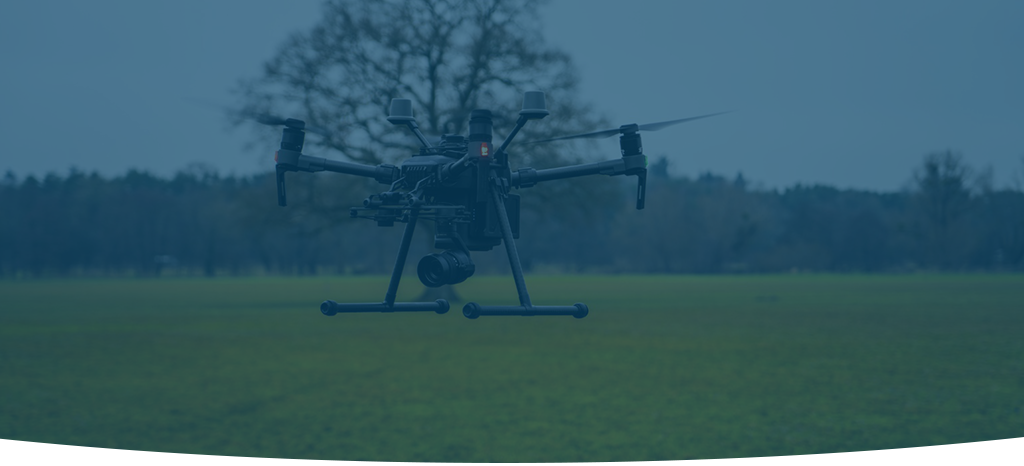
[1,274,1023,461]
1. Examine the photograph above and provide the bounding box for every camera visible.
[417,250,475,287]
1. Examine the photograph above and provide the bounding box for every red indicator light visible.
[480,144,489,157]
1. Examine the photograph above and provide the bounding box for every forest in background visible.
[4,1,1022,278]
[2,151,1022,278]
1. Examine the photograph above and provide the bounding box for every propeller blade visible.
[251,112,289,127]
[528,127,623,144]
[187,98,334,138]
[527,111,730,144]
[301,124,333,138]
[245,110,334,138]
[637,111,731,132]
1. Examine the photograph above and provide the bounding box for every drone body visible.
[270,91,721,319]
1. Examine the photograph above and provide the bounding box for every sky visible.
[1,0,1022,191]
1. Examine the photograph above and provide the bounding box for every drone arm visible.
[276,149,397,183]
[511,154,647,210]
[513,160,618,186]
[317,157,397,183]
[274,149,397,207]
[512,154,645,187]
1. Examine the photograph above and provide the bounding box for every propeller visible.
[237,110,334,138]
[186,98,335,138]
[527,111,730,144]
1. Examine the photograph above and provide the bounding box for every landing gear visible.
[321,183,589,320]
[460,182,588,319]
[320,210,450,316]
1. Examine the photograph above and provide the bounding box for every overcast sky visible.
[2,0,1022,191]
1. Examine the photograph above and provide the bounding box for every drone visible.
[267,91,723,319]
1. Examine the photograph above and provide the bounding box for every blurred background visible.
[1,0,1022,277]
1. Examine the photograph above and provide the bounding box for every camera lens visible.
[417,255,447,288]
[417,250,475,287]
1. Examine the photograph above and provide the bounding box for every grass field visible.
[1,274,1023,461]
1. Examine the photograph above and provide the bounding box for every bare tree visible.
[915,151,972,228]
[238,0,602,167]
[236,0,612,300]
[914,150,974,267]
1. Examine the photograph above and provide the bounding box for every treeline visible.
[1,152,1022,277]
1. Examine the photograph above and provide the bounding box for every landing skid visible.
[321,182,587,319]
